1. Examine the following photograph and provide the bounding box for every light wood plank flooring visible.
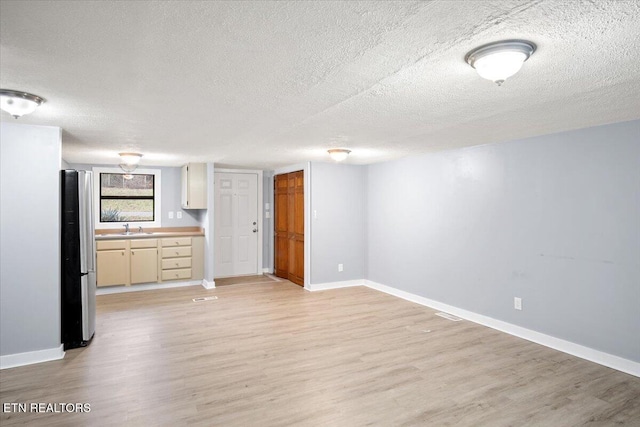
[215,274,280,287]
[1,282,639,426]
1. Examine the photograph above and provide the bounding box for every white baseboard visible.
[306,279,364,292]
[202,279,216,289]
[1,344,65,370]
[96,280,202,295]
[364,280,640,378]
[262,268,272,274]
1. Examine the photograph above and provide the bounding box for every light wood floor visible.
[1,282,639,426]
[215,274,280,287]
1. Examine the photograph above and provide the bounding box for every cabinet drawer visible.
[131,239,158,249]
[162,268,191,281]
[162,237,192,247]
[162,246,192,258]
[162,258,192,270]
[96,240,128,250]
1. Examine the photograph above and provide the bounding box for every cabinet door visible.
[97,249,128,287]
[182,163,207,209]
[130,248,158,284]
[181,165,189,208]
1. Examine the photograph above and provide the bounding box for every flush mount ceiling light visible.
[465,40,536,85]
[119,152,143,165]
[119,152,143,176]
[0,89,46,119]
[328,148,351,162]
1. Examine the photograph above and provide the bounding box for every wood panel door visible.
[274,171,304,286]
[274,174,289,278]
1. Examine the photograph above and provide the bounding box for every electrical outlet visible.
[338,263,343,272]
[168,211,174,219]
[514,297,522,311]
[177,211,183,219]
[314,210,318,219]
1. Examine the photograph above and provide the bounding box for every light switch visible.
[177,211,183,219]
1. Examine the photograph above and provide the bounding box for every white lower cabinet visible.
[97,249,129,287]
[96,240,129,287]
[96,235,204,287]
[130,239,158,284]
[161,237,192,281]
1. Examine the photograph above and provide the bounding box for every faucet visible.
[123,223,130,234]
[138,226,143,233]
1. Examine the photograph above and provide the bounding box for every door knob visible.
[253,229,258,233]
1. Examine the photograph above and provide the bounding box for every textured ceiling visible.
[1,0,639,169]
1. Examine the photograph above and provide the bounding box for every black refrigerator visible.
[61,170,96,349]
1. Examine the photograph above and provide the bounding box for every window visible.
[100,173,154,222]
[93,167,162,229]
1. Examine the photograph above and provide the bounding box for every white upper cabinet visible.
[181,163,207,209]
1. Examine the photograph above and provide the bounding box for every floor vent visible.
[193,296,218,302]
[435,312,462,321]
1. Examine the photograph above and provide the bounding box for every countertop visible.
[95,227,204,241]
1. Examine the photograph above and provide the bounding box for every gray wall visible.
[70,164,202,228]
[1,123,62,356]
[310,162,367,284]
[202,163,215,283]
[366,120,640,362]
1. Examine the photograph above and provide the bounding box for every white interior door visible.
[214,172,259,277]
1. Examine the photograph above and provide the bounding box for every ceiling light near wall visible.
[119,152,143,178]
[119,152,142,165]
[465,40,536,85]
[328,148,351,162]
[0,89,46,119]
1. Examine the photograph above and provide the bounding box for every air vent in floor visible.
[192,296,218,302]
[435,312,462,321]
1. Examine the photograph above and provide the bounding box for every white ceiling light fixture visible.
[119,152,143,178]
[0,89,46,119]
[465,40,536,86]
[119,152,143,165]
[328,148,351,162]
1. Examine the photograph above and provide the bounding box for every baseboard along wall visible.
[96,280,204,295]
[0,344,65,370]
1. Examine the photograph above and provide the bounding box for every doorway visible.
[214,171,261,277]
[274,171,304,286]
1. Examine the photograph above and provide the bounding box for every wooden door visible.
[274,171,304,286]
[274,174,289,278]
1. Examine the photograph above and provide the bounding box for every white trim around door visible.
[214,169,263,278]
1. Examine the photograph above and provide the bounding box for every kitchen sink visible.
[120,232,155,235]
